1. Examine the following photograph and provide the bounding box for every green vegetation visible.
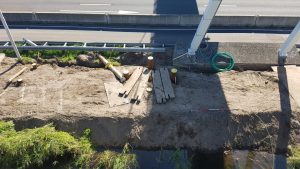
[17,56,37,64]
[92,144,138,169]
[288,145,300,169]
[171,148,191,169]
[0,50,121,66]
[0,121,137,169]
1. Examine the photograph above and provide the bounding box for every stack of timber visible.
[153,68,175,104]
[119,66,144,97]
[130,68,152,103]
[104,66,152,107]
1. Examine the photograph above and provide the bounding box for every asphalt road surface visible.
[0,0,299,16]
[0,29,297,45]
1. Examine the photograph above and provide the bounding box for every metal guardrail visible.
[0,40,167,53]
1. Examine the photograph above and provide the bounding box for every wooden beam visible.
[4,67,27,89]
[119,66,143,96]
[8,67,27,84]
[153,69,166,104]
[160,68,175,99]
[131,68,152,103]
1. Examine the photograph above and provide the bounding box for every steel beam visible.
[188,0,222,56]
[0,10,21,58]
[278,20,300,59]
[0,40,166,53]
[23,38,38,46]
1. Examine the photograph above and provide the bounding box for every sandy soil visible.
[0,57,299,152]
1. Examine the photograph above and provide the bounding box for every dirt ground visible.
[0,57,300,153]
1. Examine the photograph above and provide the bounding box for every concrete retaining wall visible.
[3,12,300,28]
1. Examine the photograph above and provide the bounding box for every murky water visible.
[128,149,287,169]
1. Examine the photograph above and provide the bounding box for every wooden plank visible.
[0,53,5,65]
[104,82,129,107]
[119,66,143,96]
[153,69,166,104]
[8,67,27,84]
[272,65,300,106]
[159,68,175,99]
[131,68,152,103]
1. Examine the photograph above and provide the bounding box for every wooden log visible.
[147,56,154,70]
[97,54,125,83]
[123,70,130,80]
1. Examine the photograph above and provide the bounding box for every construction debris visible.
[171,68,177,84]
[131,68,152,103]
[123,70,130,80]
[4,67,27,89]
[153,69,166,104]
[119,66,143,97]
[31,63,37,70]
[153,68,175,104]
[104,65,175,106]
[98,54,126,83]
[14,78,23,87]
[147,56,154,70]
[104,82,129,107]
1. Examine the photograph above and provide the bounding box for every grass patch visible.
[0,121,93,169]
[1,50,121,66]
[92,144,138,169]
[288,145,300,169]
[17,56,36,64]
[0,121,137,169]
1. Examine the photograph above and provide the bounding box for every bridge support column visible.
[188,0,222,56]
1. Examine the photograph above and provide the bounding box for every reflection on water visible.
[224,150,287,169]
[130,149,287,169]
[134,149,189,169]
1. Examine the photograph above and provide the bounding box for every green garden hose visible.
[210,52,235,72]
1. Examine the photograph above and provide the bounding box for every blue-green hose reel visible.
[210,52,235,72]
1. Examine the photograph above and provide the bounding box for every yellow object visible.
[105,63,113,69]
[171,68,177,74]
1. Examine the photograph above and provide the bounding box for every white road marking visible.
[59,9,139,14]
[118,10,139,14]
[60,10,114,13]
[204,4,237,7]
[80,3,111,6]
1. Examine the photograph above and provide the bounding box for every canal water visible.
[128,149,287,169]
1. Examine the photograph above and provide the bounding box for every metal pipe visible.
[278,20,300,58]
[23,38,38,46]
[0,10,21,58]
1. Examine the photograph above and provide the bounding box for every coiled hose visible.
[210,52,235,72]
